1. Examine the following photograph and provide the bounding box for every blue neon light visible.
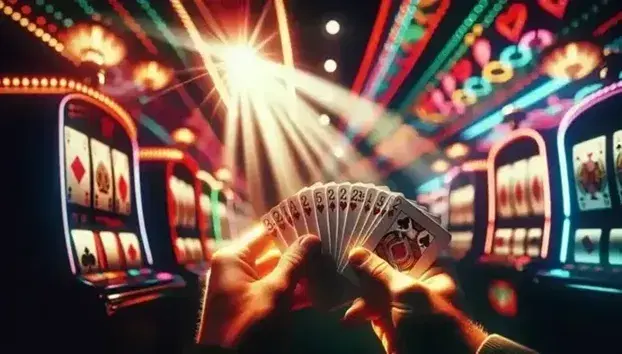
[140,114,173,144]
[499,45,533,68]
[573,83,603,102]
[560,218,570,263]
[462,78,570,140]
[566,284,622,294]
[464,76,493,97]
[417,175,446,194]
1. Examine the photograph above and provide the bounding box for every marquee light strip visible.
[137,0,188,63]
[484,128,551,259]
[108,0,159,55]
[351,0,393,94]
[378,0,451,105]
[397,0,493,111]
[0,1,65,53]
[362,0,418,98]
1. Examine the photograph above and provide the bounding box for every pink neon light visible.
[484,128,552,259]
[518,29,554,50]
[559,81,622,135]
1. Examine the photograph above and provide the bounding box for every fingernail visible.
[348,248,370,266]
[300,234,321,248]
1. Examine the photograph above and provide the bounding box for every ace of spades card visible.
[112,149,131,215]
[90,138,114,212]
[572,136,611,211]
[64,127,91,207]
[614,130,622,202]
[71,229,100,273]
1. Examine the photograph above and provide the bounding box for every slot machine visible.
[471,127,562,344]
[196,169,223,253]
[2,79,186,353]
[530,81,622,352]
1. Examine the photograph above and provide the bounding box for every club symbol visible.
[329,202,336,211]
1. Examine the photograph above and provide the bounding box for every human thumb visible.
[348,247,397,288]
[267,235,321,291]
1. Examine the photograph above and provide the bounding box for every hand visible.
[343,248,487,354]
[196,229,321,349]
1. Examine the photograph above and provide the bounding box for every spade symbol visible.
[350,202,357,210]
[617,144,621,151]
[318,204,325,213]
[304,207,312,216]
[364,204,371,212]
[339,201,347,210]
[81,247,96,270]
[329,202,336,211]
[419,235,431,248]
[293,211,301,219]
[397,217,410,229]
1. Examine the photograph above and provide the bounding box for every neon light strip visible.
[462,159,487,172]
[108,0,159,54]
[417,174,447,194]
[0,2,65,53]
[557,81,622,218]
[58,94,153,274]
[139,114,173,144]
[566,284,622,294]
[362,0,418,98]
[31,0,75,28]
[211,189,223,243]
[351,0,393,94]
[136,0,188,63]
[462,79,570,140]
[139,147,184,161]
[74,0,98,17]
[378,0,451,105]
[560,218,570,263]
[484,129,551,259]
[397,0,492,111]
[593,11,622,36]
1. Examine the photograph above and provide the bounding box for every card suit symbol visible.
[531,177,542,202]
[329,202,336,211]
[118,176,128,201]
[473,38,491,68]
[515,183,523,203]
[537,0,568,19]
[128,244,137,261]
[373,207,380,215]
[339,201,347,210]
[495,3,527,42]
[81,247,96,270]
[418,234,431,248]
[293,211,301,220]
[71,157,86,183]
[581,235,595,254]
[304,207,312,216]
[397,217,410,229]
[387,209,394,218]
[318,204,325,213]
[364,204,371,212]
[350,202,357,210]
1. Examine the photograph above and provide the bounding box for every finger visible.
[424,273,456,298]
[266,235,321,291]
[342,298,378,325]
[255,248,281,278]
[233,223,275,262]
[347,247,397,288]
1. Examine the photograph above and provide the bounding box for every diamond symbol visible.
[515,183,523,203]
[128,244,137,261]
[71,157,85,183]
[532,178,542,201]
[118,176,128,201]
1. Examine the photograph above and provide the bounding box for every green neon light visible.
[210,189,223,243]
[397,0,492,111]
[74,0,97,17]
[137,0,189,64]
[34,0,75,27]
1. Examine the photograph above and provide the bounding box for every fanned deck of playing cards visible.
[260,182,451,300]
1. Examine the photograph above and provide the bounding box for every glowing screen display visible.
[571,135,611,211]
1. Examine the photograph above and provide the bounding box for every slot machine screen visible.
[570,135,612,211]
[61,96,148,275]
[448,184,475,259]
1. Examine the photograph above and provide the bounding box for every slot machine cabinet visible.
[1,79,186,353]
[471,128,561,345]
[196,169,224,253]
[530,81,622,353]
[446,160,488,262]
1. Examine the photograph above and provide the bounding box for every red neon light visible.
[495,3,528,42]
[377,0,451,105]
[484,129,551,259]
[351,0,393,94]
[108,0,158,55]
[593,11,622,36]
[537,0,568,20]
[488,280,518,317]
[451,59,473,83]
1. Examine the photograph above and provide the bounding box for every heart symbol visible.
[373,207,380,215]
[364,204,371,212]
[495,3,527,42]
[537,0,567,19]
[304,207,312,216]
[318,204,325,213]
[329,202,336,211]
[451,59,473,83]
[350,202,357,210]
[440,74,456,96]
[472,38,491,68]
[339,201,347,210]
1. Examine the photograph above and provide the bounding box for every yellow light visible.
[55,43,64,52]
[325,20,340,35]
[50,78,58,87]
[445,143,470,159]
[0,1,4,9]
[4,6,12,15]
[1,78,9,86]
[68,80,75,88]
[473,24,483,36]
[59,78,67,87]
[171,127,196,145]
[464,33,475,46]
[64,24,126,67]
[41,78,48,87]
[216,168,232,183]
[31,78,39,86]
[541,41,602,80]
[10,11,20,21]
[132,61,172,91]
[21,78,29,87]
[319,113,331,126]
[27,23,35,32]
[41,33,51,42]
[482,60,513,84]
[324,59,337,73]
[220,44,265,91]
[34,28,43,37]
[431,159,450,173]
[12,78,19,86]
[19,18,28,27]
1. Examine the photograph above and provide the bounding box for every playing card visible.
[111,149,131,215]
[90,138,114,212]
[511,228,526,256]
[71,229,100,273]
[337,183,369,267]
[609,228,622,266]
[335,182,352,260]
[99,231,122,270]
[493,228,512,256]
[613,130,622,202]
[260,211,287,251]
[574,228,601,264]
[496,164,513,218]
[572,136,611,211]
[286,193,307,237]
[527,155,546,215]
[119,232,143,268]
[361,194,452,278]
[357,191,394,248]
[278,199,299,239]
[311,185,331,254]
[526,228,542,257]
[325,183,340,258]
[511,159,530,217]
[65,127,91,207]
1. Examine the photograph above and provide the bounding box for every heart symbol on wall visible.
[472,38,491,68]
[451,59,473,82]
[495,3,528,42]
[537,0,568,19]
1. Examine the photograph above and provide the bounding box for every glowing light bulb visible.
[325,20,340,35]
[324,59,337,73]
